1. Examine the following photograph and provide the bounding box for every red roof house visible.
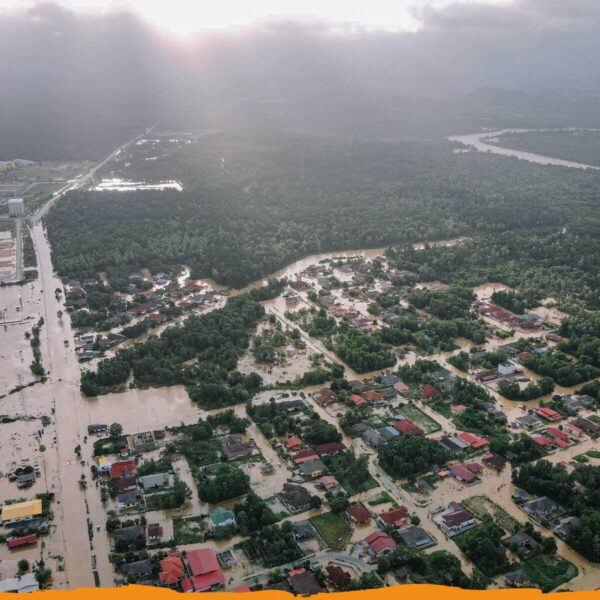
[532,435,554,448]
[350,394,367,407]
[364,390,384,403]
[286,437,303,452]
[110,460,137,479]
[364,531,397,557]
[326,565,352,589]
[317,475,339,490]
[536,407,562,422]
[393,419,424,436]
[293,449,319,464]
[450,464,477,483]
[7,533,37,549]
[457,432,489,449]
[378,507,409,528]
[451,405,467,415]
[314,442,346,456]
[546,427,570,442]
[393,381,410,396]
[159,555,185,586]
[422,384,440,400]
[182,548,225,592]
[346,502,372,524]
[564,423,585,437]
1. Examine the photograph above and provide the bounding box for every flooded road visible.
[5,212,600,592]
[0,222,116,588]
[449,129,600,171]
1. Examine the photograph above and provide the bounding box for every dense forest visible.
[45,129,600,290]
[80,294,264,403]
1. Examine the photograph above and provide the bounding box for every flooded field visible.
[93,178,183,192]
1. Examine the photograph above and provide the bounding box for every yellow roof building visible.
[1,499,43,522]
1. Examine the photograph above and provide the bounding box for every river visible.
[449,129,600,171]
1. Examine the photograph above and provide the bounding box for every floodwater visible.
[93,178,183,192]
[449,129,600,170]
[5,224,600,591]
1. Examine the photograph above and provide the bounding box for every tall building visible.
[0,181,26,197]
[8,197,25,217]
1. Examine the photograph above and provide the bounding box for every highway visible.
[32,121,159,222]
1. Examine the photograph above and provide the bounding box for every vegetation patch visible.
[310,512,353,550]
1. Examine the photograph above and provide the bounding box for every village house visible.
[536,407,562,422]
[522,496,559,518]
[316,475,339,491]
[393,381,410,396]
[220,436,256,461]
[346,502,371,525]
[377,507,409,529]
[438,435,470,456]
[573,417,600,437]
[279,484,312,514]
[209,507,236,530]
[326,565,352,590]
[286,437,303,452]
[393,419,424,437]
[1,499,43,525]
[457,432,489,449]
[421,384,441,401]
[450,463,480,484]
[361,429,385,448]
[396,526,436,549]
[363,531,397,558]
[181,548,225,592]
[110,460,137,480]
[299,458,326,479]
[293,448,320,465]
[288,568,323,596]
[503,532,540,560]
[314,442,347,457]
[159,553,185,588]
[435,502,477,537]
[138,472,172,492]
[312,388,337,406]
[378,426,400,442]
[120,559,153,579]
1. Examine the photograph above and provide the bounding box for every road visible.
[10,124,159,588]
[14,217,23,281]
[31,122,159,223]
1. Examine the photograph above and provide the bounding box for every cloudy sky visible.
[2,0,508,34]
[2,0,600,159]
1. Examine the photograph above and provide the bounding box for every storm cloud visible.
[2,1,600,158]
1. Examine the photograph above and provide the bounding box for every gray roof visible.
[361,429,384,447]
[397,526,435,548]
[299,459,326,477]
[279,483,312,511]
[138,472,171,490]
[523,496,559,516]
[505,570,531,586]
[120,559,153,577]
[112,525,144,542]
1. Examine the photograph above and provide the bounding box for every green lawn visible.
[462,495,519,533]
[396,403,441,434]
[522,556,578,592]
[310,512,353,550]
[367,491,398,507]
[173,515,206,545]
